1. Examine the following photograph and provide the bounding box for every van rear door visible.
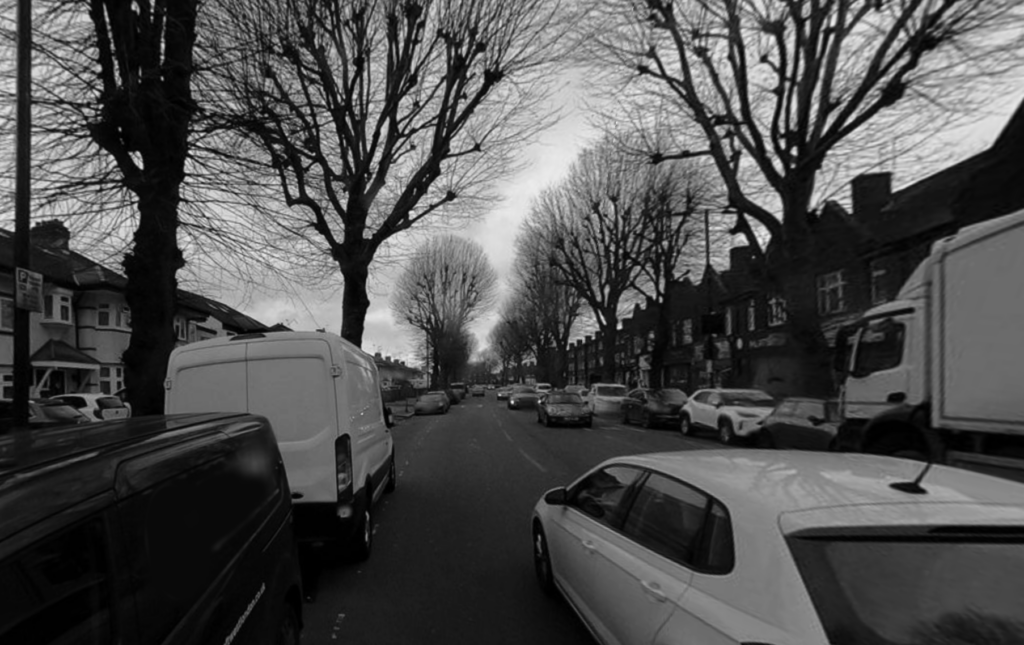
[245,338,340,505]
[166,342,249,414]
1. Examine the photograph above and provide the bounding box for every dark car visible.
[621,388,688,428]
[536,392,592,427]
[508,385,540,410]
[0,413,304,645]
[444,388,461,405]
[470,385,486,397]
[756,397,840,450]
[415,392,450,415]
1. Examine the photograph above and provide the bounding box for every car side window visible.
[691,392,706,404]
[0,516,114,644]
[707,393,721,406]
[697,501,735,573]
[622,473,709,567]
[569,466,644,528]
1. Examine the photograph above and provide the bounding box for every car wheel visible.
[641,410,654,429]
[533,525,555,595]
[384,452,397,494]
[348,489,373,562]
[865,433,929,462]
[622,409,631,425]
[585,417,593,428]
[718,419,736,445]
[276,601,301,645]
[679,414,692,436]
[756,430,776,449]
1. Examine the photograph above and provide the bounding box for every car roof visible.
[610,450,1024,527]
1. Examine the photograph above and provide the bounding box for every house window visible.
[99,365,124,395]
[174,317,187,341]
[0,296,13,332]
[746,299,757,332]
[43,293,73,323]
[122,306,131,328]
[768,295,787,327]
[1,372,12,399]
[870,261,889,305]
[682,319,693,344]
[187,321,197,343]
[817,270,847,315]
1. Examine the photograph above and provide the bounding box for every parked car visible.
[450,382,468,400]
[531,449,1024,645]
[586,383,629,416]
[470,385,486,397]
[0,398,90,431]
[680,388,776,444]
[757,397,840,451]
[165,330,396,562]
[535,382,553,395]
[487,384,496,390]
[537,392,592,428]
[49,392,131,421]
[508,385,541,410]
[0,413,304,645]
[620,388,688,428]
[415,392,451,415]
[444,388,461,405]
[496,387,511,401]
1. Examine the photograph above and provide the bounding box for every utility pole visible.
[13,0,33,440]
[704,209,714,386]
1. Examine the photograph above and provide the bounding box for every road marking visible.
[501,426,512,442]
[518,448,548,473]
[330,613,346,640]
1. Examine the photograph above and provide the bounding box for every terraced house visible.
[0,220,269,399]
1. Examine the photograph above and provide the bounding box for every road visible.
[300,393,722,645]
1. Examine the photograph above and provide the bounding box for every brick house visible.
[1,220,269,398]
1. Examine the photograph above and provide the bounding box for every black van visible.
[0,413,303,644]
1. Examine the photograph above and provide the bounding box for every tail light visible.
[94,409,104,419]
[334,435,353,500]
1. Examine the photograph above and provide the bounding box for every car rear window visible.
[788,534,1024,644]
[512,386,536,393]
[546,394,583,404]
[595,385,627,397]
[36,403,85,422]
[96,397,127,409]
[653,389,687,403]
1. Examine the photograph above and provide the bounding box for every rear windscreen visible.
[789,535,1024,644]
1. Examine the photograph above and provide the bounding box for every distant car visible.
[564,384,589,398]
[496,387,511,401]
[450,382,468,400]
[415,392,450,415]
[444,388,461,405]
[535,383,553,395]
[470,385,486,397]
[586,383,629,416]
[680,389,776,444]
[508,385,540,410]
[49,393,131,421]
[0,398,91,431]
[487,384,496,390]
[537,392,592,428]
[532,450,1024,645]
[620,388,688,428]
[756,397,839,451]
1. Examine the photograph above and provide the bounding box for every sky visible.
[225,77,1023,370]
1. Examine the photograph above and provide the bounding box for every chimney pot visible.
[30,219,71,251]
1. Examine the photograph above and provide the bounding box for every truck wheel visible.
[866,433,928,462]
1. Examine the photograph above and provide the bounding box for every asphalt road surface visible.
[300,393,723,645]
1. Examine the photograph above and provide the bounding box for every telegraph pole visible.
[13,0,33,435]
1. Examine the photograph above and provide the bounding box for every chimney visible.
[728,246,753,275]
[374,351,382,359]
[385,355,392,362]
[851,173,892,223]
[30,219,71,251]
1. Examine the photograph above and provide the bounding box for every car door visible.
[591,472,710,645]
[546,465,645,645]
[691,392,715,428]
[764,400,798,447]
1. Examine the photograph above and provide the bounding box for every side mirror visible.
[543,487,568,505]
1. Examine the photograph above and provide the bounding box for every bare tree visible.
[488,315,531,384]
[210,0,572,347]
[527,139,678,381]
[591,0,1024,391]
[391,234,497,386]
[507,229,583,386]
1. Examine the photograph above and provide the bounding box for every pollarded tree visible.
[391,234,497,386]
[592,0,1024,391]
[489,315,531,383]
[211,0,572,347]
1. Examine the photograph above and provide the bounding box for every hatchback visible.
[537,392,592,427]
[50,392,132,421]
[532,449,1024,645]
[757,397,840,451]
[414,392,450,415]
[620,388,688,428]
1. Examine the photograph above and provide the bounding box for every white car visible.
[50,392,132,421]
[680,388,775,444]
[586,383,628,416]
[535,383,553,395]
[532,450,1024,645]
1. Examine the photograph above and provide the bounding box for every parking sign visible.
[15,268,42,312]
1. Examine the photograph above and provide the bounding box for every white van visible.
[165,331,395,561]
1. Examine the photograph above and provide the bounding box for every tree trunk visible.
[598,318,617,382]
[339,245,372,348]
[649,304,671,389]
[122,185,184,416]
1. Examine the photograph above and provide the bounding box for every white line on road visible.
[518,448,548,473]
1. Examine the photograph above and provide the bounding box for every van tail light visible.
[335,436,353,500]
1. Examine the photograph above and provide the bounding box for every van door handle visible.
[581,540,597,553]
[641,580,667,602]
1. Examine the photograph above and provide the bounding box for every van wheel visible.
[384,454,397,494]
[349,490,373,562]
[276,602,301,645]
